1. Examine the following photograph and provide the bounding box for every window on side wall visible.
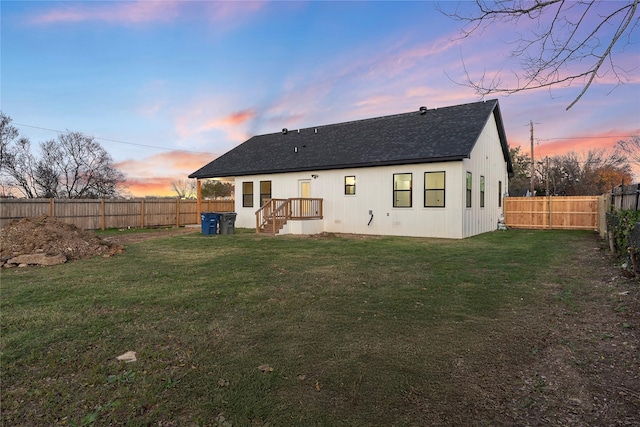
[345,176,356,195]
[498,181,503,207]
[466,172,472,208]
[242,181,253,208]
[480,175,485,208]
[424,171,445,207]
[260,181,271,207]
[393,173,412,208]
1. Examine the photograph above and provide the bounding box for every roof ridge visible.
[267,99,497,136]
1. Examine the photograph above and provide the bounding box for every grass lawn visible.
[1,229,637,426]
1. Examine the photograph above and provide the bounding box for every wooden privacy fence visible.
[0,198,235,230]
[611,183,640,211]
[504,196,601,231]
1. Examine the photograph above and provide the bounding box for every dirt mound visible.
[0,215,122,265]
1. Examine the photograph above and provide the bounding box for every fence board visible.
[504,196,600,231]
[0,198,235,230]
[611,184,640,211]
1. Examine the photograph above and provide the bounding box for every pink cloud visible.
[174,106,254,146]
[354,95,396,109]
[30,1,181,25]
[532,129,640,158]
[116,150,216,177]
[152,151,217,170]
[124,177,178,198]
[444,8,640,100]
[116,150,218,197]
[203,109,257,129]
[28,1,267,26]
[262,83,333,127]
[203,1,267,23]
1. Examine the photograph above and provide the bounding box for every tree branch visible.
[440,0,639,109]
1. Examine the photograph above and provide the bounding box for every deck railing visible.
[255,198,323,234]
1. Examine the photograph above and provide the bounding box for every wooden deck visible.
[256,198,323,235]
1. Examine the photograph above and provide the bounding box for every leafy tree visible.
[508,146,533,196]
[441,1,639,110]
[201,180,233,199]
[542,149,631,195]
[0,112,126,198]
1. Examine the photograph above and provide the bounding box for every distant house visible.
[189,99,513,238]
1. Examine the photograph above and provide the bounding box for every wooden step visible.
[258,217,286,234]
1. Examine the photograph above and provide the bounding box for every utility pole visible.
[546,156,550,196]
[530,120,535,196]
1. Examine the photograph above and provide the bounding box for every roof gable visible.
[189,99,511,179]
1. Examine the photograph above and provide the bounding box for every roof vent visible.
[419,106,427,115]
[282,128,288,134]
[314,128,318,134]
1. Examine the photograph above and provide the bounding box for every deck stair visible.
[256,198,323,235]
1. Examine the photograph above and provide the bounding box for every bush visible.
[608,209,640,274]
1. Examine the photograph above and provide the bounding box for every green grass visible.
[1,229,599,426]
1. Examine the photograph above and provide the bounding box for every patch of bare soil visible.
[0,215,123,266]
[510,241,640,426]
[435,235,640,426]
[307,231,382,240]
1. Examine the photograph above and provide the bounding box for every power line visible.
[13,122,213,155]
[539,135,634,141]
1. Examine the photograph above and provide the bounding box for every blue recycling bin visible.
[200,212,220,235]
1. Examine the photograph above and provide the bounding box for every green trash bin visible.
[200,212,220,235]
[219,212,237,234]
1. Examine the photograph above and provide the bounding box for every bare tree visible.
[1,113,38,197]
[34,157,60,198]
[39,132,126,198]
[170,179,197,199]
[616,135,640,168]
[441,1,639,110]
[1,112,126,198]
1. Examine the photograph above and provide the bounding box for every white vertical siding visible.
[319,163,465,238]
[461,114,510,238]
[234,163,465,238]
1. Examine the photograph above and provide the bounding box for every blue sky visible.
[2,1,639,196]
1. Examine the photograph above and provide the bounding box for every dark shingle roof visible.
[189,99,512,179]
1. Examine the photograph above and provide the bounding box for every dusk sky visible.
[2,1,639,197]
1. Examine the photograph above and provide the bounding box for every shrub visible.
[609,209,640,274]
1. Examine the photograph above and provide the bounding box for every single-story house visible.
[189,99,513,239]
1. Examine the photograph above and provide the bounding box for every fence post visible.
[49,198,54,217]
[636,183,640,212]
[176,198,180,227]
[141,199,145,228]
[100,199,105,230]
[548,195,552,229]
[611,186,617,212]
